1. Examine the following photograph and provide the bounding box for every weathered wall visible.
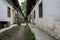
[30,0,60,39]
[0,0,13,22]
[0,0,18,25]
[11,9,17,24]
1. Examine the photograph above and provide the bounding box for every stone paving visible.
[10,25,25,40]
[2,23,57,40]
[29,24,57,40]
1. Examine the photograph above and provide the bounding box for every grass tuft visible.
[25,24,35,40]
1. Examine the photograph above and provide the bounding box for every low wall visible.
[0,24,17,38]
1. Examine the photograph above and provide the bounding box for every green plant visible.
[25,25,35,40]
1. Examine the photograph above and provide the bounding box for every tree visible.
[21,0,26,10]
[20,0,27,22]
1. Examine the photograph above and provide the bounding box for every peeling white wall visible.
[30,0,60,39]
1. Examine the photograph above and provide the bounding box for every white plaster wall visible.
[30,0,60,39]
[0,0,13,22]
[0,0,24,25]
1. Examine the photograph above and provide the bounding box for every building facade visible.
[28,0,60,39]
[0,0,24,29]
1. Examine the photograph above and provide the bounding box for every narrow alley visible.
[7,24,56,40]
[0,0,60,40]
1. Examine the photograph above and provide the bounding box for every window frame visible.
[39,2,43,18]
[7,7,11,17]
[34,10,36,19]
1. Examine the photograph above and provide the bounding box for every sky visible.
[18,0,24,5]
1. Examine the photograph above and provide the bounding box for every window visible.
[34,10,35,19]
[8,7,11,17]
[39,2,43,18]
